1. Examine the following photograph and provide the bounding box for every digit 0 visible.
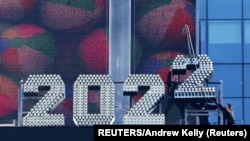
[73,74,115,126]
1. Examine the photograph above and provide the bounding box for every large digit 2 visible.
[73,74,115,126]
[172,54,216,100]
[23,74,65,126]
[123,74,165,125]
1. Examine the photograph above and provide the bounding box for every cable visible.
[182,24,195,59]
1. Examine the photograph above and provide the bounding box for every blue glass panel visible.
[244,20,250,63]
[244,0,250,18]
[208,0,241,19]
[208,21,242,63]
[210,65,242,97]
[244,65,250,97]
[209,44,241,63]
[200,20,207,54]
[199,0,206,19]
[244,98,250,124]
[209,21,241,44]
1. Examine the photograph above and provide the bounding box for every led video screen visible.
[0,0,196,126]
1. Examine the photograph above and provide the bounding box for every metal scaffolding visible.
[184,80,224,125]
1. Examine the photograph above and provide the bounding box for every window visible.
[244,20,250,63]
[199,0,206,19]
[200,20,207,53]
[208,20,242,63]
[208,0,241,19]
[244,98,250,124]
[243,0,250,18]
[244,65,250,97]
[211,65,242,97]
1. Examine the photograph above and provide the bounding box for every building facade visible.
[199,0,250,124]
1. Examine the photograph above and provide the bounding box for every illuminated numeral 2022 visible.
[22,54,215,126]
